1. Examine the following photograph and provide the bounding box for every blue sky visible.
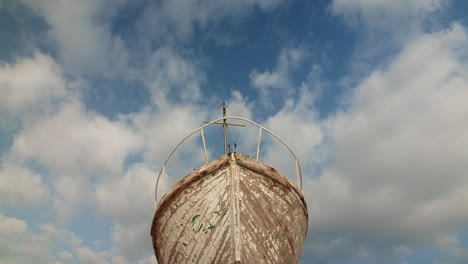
[1,0,468,263]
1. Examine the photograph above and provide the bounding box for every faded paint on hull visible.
[151,153,308,264]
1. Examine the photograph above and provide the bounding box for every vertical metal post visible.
[201,127,208,164]
[295,160,301,189]
[222,102,227,155]
[256,128,262,161]
[160,166,165,202]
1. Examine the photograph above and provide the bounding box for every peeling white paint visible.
[151,153,308,263]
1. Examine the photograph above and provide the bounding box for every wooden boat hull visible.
[151,153,308,263]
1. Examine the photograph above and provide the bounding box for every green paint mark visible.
[267,230,276,241]
[193,223,204,233]
[191,214,200,223]
[212,210,221,215]
[207,223,215,231]
[182,242,188,247]
[196,224,203,233]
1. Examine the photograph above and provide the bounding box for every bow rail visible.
[154,116,303,207]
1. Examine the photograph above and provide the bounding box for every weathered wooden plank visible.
[151,153,308,263]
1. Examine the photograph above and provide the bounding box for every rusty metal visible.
[151,153,308,263]
[256,127,262,161]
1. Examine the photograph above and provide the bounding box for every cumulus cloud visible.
[0,164,50,206]
[16,0,286,79]
[51,175,91,222]
[0,51,66,130]
[18,0,129,77]
[95,161,163,263]
[137,0,285,45]
[330,0,445,33]
[143,48,204,109]
[250,47,306,105]
[0,214,54,263]
[261,86,324,182]
[111,254,156,264]
[75,246,109,264]
[96,163,155,225]
[126,105,206,170]
[225,90,254,120]
[330,0,447,76]
[111,223,153,262]
[11,101,141,176]
[57,251,74,262]
[436,234,468,262]
[304,23,468,261]
[7,100,142,221]
[0,213,120,264]
[0,216,51,264]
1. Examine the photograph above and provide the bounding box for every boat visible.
[151,103,308,263]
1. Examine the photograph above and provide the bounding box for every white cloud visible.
[75,246,109,264]
[250,48,306,104]
[96,163,156,261]
[144,48,203,109]
[251,70,286,91]
[250,48,306,91]
[52,175,91,222]
[0,164,50,206]
[111,223,153,261]
[436,234,468,262]
[330,0,447,76]
[17,0,286,79]
[331,0,444,32]
[57,251,74,262]
[8,100,141,221]
[96,163,154,225]
[0,214,53,264]
[330,23,468,197]
[331,0,443,16]
[11,101,141,176]
[137,0,285,44]
[225,90,254,120]
[0,215,116,264]
[111,254,156,264]
[261,86,324,182]
[304,23,468,261]
[95,140,196,261]
[0,213,27,235]
[125,105,208,173]
[18,0,129,77]
[0,51,66,130]
[41,223,83,248]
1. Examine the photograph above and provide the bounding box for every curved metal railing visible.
[154,116,303,207]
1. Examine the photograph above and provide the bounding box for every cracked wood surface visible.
[151,153,308,263]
